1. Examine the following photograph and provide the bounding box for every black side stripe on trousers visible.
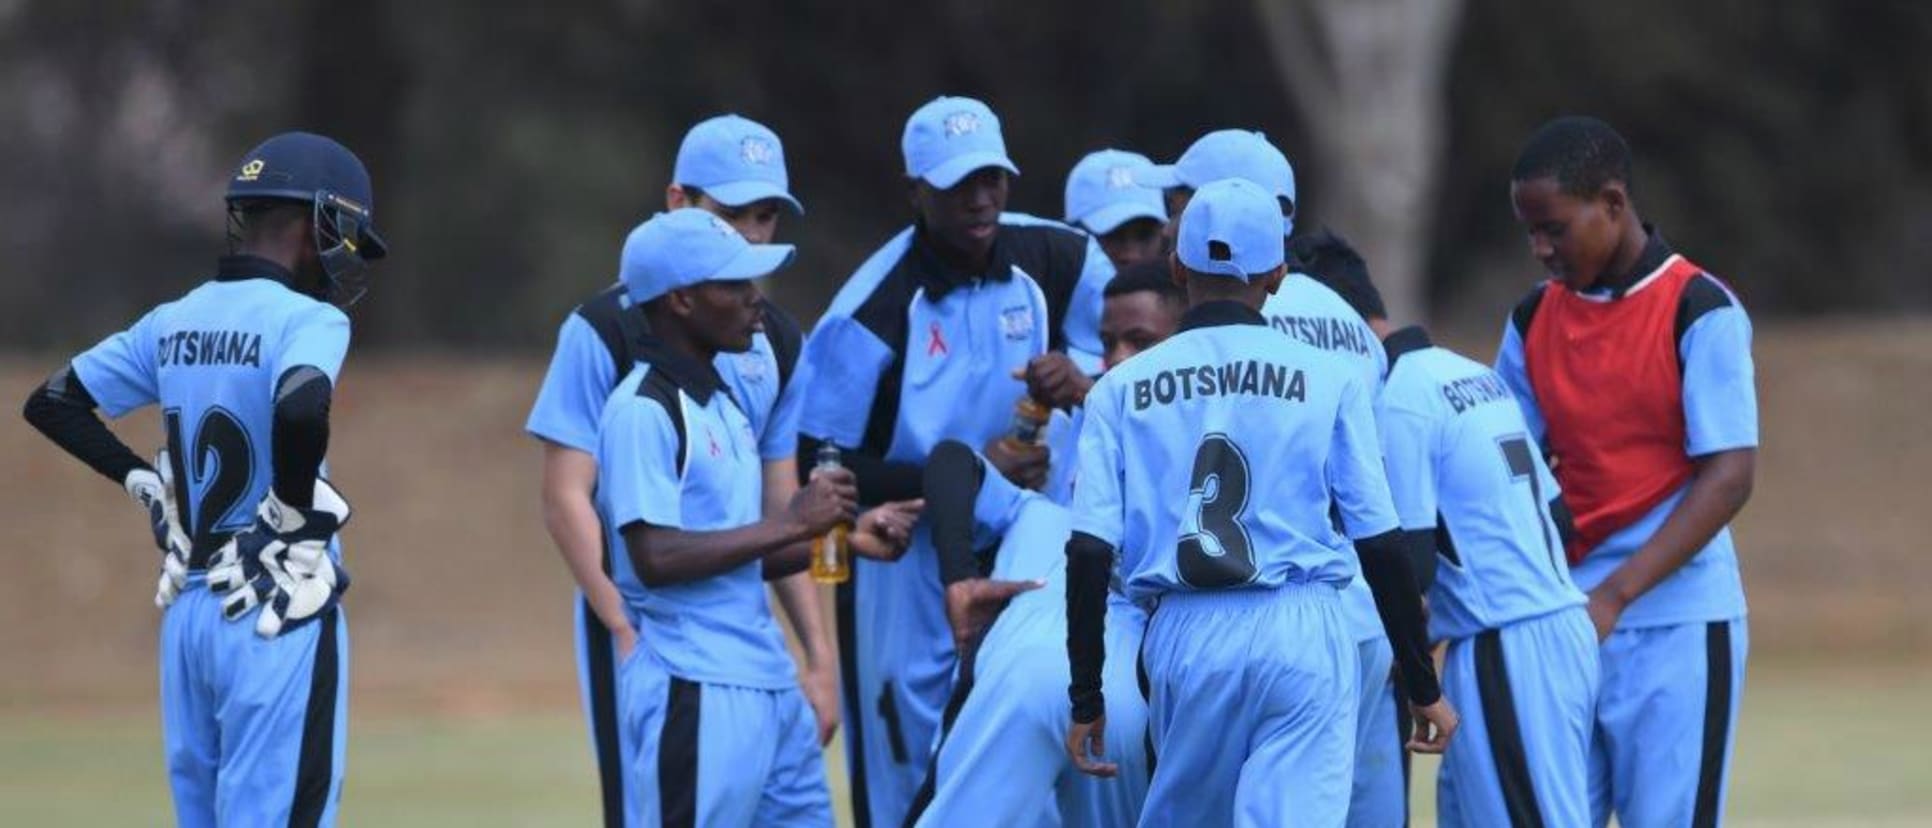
[1475,629,1546,828]
[659,677,702,828]
[1137,635,1155,775]
[836,579,873,828]
[288,608,341,828]
[1693,621,1735,828]
[902,640,983,827]
[1394,679,1413,828]
[583,599,625,828]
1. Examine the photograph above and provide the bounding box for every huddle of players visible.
[23,95,1755,828]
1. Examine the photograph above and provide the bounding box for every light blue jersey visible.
[70,255,354,827]
[1262,273,1388,644]
[1378,327,1586,641]
[1073,302,1399,604]
[595,342,792,690]
[73,263,350,566]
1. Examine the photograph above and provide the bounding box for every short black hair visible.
[1510,116,1633,198]
[1103,260,1184,305]
[1288,228,1385,322]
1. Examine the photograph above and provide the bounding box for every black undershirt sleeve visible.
[1355,529,1442,706]
[1401,528,1439,593]
[924,440,987,586]
[1065,530,1113,724]
[22,367,147,485]
[270,366,333,509]
[797,434,924,505]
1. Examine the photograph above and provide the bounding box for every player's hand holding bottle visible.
[787,466,858,538]
[208,480,353,638]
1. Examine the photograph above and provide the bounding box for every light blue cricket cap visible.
[619,208,796,304]
[1176,178,1287,281]
[1137,129,1297,211]
[902,96,1021,189]
[673,115,803,214]
[1063,149,1167,235]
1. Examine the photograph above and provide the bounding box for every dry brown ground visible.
[3,317,1928,712]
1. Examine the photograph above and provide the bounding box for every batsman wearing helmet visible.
[23,131,386,826]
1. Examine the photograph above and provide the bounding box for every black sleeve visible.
[1401,528,1438,593]
[1548,495,1578,552]
[797,434,924,505]
[1065,530,1113,724]
[22,366,147,485]
[1355,529,1442,706]
[925,440,988,586]
[270,366,333,509]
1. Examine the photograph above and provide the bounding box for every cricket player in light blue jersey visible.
[1063,178,1454,827]
[1145,129,1410,826]
[1300,230,1599,827]
[592,209,921,827]
[24,132,387,826]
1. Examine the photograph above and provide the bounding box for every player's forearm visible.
[926,440,987,586]
[771,571,834,667]
[1355,529,1442,706]
[1596,449,1756,607]
[1065,531,1112,724]
[539,445,632,635]
[798,434,923,504]
[269,367,332,509]
[624,519,814,587]
[22,366,146,485]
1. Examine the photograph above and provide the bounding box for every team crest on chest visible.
[999,304,1036,342]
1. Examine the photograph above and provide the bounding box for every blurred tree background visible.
[2,0,1927,352]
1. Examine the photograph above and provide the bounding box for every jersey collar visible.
[632,336,728,405]
[1177,300,1267,332]
[908,221,1015,301]
[1582,224,1673,299]
[214,254,295,286]
[1383,325,1433,371]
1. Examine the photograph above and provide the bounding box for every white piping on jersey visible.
[1572,253,1684,303]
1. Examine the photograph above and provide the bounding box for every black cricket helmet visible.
[225,132,388,306]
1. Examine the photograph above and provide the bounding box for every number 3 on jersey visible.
[1177,433,1257,588]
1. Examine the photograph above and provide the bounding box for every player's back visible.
[75,269,349,566]
[1262,273,1385,385]
[1083,306,1375,602]
[1380,332,1585,640]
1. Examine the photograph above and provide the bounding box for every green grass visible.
[1,663,1923,826]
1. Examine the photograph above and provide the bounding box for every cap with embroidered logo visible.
[1177,178,1286,281]
[1064,149,1166,235]
[673,115,803,214]
[620,208,796,304]
[902,96,1020,190]
[1137,129,1296,220]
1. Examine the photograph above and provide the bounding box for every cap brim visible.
[1132,165,1185,189]
[920,152,1021,190]
[703,180,805,215]
[1076,201,1167,236]
[709,242,796,282]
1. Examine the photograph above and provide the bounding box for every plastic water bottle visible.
[809,444,851,584]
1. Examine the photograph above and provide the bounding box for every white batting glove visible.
[126,450,191,609]
[208,479,352,638]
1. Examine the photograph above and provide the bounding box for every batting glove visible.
[208,479,352,638]
[125,450,191,609]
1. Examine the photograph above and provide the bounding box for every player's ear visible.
[1168,253,1188,293]
[1260,264,1287,296]
[661,287,696,318]
[1599,181,1629,220]
[666,184,689,210]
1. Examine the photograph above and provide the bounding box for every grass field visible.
[3,318,1929,825]
[1,660,1925,825]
